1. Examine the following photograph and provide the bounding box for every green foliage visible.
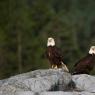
[0,0,95,79]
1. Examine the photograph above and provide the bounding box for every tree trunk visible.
[17,31,22,73]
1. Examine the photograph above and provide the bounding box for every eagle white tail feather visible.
[61,62,69,72]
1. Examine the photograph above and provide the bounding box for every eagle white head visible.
[89,46,95,54]
[47,37,55,46]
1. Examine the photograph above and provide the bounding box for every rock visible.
[0,69,95,95]
[41,91,95,95]
[0,69,71,95]
[72,74,95,93]
[15,91,35,95]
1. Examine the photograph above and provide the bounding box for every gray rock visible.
[0,69,95,95]
[72,74,95,93]
[41,91,95,95]
[0,69,71,95]
[15,91,35,95]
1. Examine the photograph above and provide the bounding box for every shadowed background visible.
[0,0,95,79]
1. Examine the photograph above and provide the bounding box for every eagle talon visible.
[51,65,54,69]
[54,65,58,69]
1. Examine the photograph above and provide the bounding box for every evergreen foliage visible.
[0,0,95,79]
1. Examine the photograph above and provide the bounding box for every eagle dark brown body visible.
[46,46,65,68]
[73,54,95,75]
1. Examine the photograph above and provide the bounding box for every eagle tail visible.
[61,62,69,72]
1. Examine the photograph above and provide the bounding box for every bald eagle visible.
[46,37,69,72]
[72,46,95,75]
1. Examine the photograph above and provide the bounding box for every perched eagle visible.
[72,46,95,75]
[46,37,69,72]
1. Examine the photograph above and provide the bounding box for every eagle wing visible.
[74,55,90,67]
[54,47,64,62]
[54,47,69,72]
[74,54,94,74]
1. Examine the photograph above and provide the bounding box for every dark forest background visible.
[0,0,95,79]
